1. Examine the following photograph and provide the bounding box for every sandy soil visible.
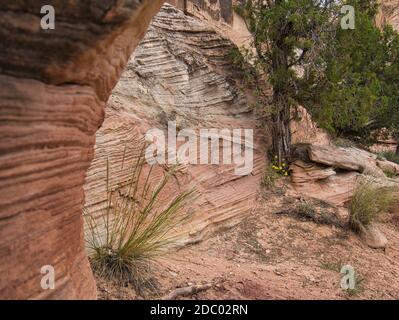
[96,184,399,300]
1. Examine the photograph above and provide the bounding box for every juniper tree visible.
[237,0,399,164]
[237,0,338,164]
[301,0,399,142]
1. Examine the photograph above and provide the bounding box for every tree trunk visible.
[252,0,292,165]
[270,37,291,165]
[271,91,291,165]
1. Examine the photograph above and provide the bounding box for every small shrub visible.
[261,165,280,189]
[378,151,399,164]
[84,148,194,293]
[320,260,344,273]
[383,170,396,179]
[296,200,317,220]
[349,180,397,232]
[294,200,343,226]
[332,137,357,148]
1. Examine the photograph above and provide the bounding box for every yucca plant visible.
[84,145,194,292]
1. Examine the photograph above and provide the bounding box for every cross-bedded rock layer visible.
[0,0,164,300]
[84,4,265,246]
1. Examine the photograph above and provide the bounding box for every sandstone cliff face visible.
[0,0,164,299]
[84,4,265,245]
[167,0,233,23]
[2,0,398,300]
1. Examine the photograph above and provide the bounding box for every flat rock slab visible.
[290,160,336,184]
[308,145,386,178]
[291,171,360,207]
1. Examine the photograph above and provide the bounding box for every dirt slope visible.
[97,184,399,300]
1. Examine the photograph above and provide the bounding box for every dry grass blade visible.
[349,179,398,232]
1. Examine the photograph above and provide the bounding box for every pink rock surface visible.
[0,0,164,300]
[84,5,266,246]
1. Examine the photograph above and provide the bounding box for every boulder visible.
[291,171,360,207]
[377,160,399,176]
[290,106,331,146]
[308,145,386,178]
[359,223,388,250]
[290,160,336,184]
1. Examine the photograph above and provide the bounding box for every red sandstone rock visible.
[308,145,386,178]
[290,160,336,184]
[377,160,399,176]
[360,223,388,250]
[377,0,399,31]
[0,0,164,300]
[84,4,266,246]
[290,106,331,146]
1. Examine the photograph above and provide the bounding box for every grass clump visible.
[320,260,344,273]
[320,261,365,296]
[378,151,399,164]
[349,180,397,232]
[294,200,343,227]
[84,147,194,294]
[261,165,280,189]
[296,200,317,220]
[346,272,365,297]
[383,170,396,179]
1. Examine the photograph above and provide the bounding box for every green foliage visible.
[320,260,345,273]
[239,0,334,94]
[84,148,194,292]
[296,200,317,219]
[302,1,399,140]
[261,164,280,189]
[378,151,399,164]
[349,180,397,232]
[235,1,339,161]
[270,155,289,176]
[346,272,365,297]
[236,0,399,148]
